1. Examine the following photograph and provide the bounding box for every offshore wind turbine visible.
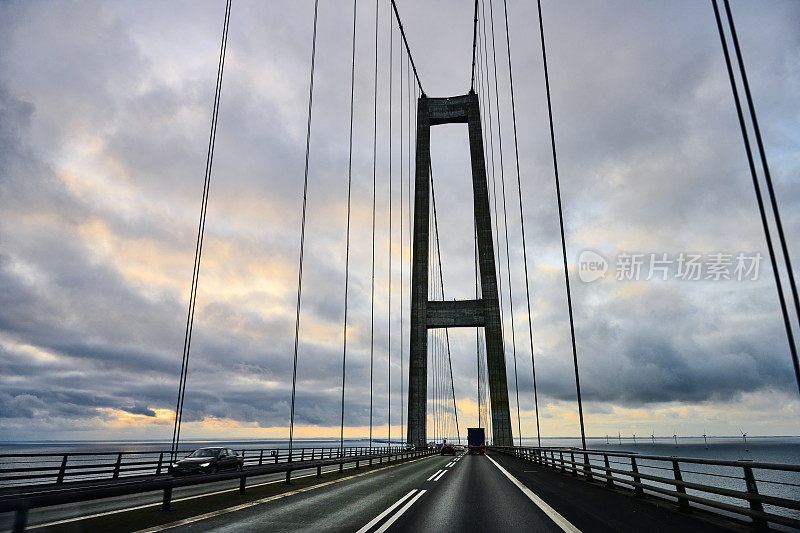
[740,429,749,452]
[673,432,678,448]
[703,431,708,450]
[651,433,655,446]
[633,433,637,446]
[618,432,622,445]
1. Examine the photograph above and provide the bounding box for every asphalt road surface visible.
[143,451,729,532]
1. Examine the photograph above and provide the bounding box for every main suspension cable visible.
[338,0,358,456]
[536,0,587,450]
[170,0,231,461]
[502,0,541,446]
[714,0,800,395]
[389,0,425,95]
[470,0,480,91]
[289,0,320,455]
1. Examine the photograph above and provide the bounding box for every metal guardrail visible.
[0,446,403,487]
[0,446,434,532]
[494,446,800,530]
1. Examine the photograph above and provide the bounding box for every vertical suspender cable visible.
[339,0,358,456]
[170,0,231,462]
[714,0,800,395]
[484,0,523,447]
[430,168,462,444]
[387,12,393,446]
[400,45,405,442]
[369,0,379,450]
[289,0,320,456]
[536,0,587,450]
[502,0,541,447]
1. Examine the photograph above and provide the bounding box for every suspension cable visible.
[470,0,480,91]
[368,0,379,450]
[389,0,425,95]
[289,0,320,456]
[536,0,586,450]
[502,0,541,447]
[338,0,358,456]
[430,168,462,445]
[400,45,405,443]
[483,0,523,447]
[713,0,800,395]
[170,0,231,462]
[387,12,393,445]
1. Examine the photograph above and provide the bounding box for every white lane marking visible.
[426,469,443,481]
[373,489,427,533]
[15,466,344,532]
[129,455,435,533]
[354,490,417,533]
[446,462,455,468]
[432,470,447,482]
[486,455,581,533]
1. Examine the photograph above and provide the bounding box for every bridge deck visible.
[3,451,750,532]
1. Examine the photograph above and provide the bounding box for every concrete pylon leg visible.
[406,92,513,449]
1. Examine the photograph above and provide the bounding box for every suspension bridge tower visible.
[407,91,513,448]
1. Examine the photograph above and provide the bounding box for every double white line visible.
[426,469,447,482]
[355,489,427,533]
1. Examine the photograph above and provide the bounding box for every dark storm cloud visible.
[0,0,798,439]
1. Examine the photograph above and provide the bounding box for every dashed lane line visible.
[354,490,417,533]
[373,489,427,533]
[425,469,443,481]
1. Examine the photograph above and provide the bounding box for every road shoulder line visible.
[486,454,582,533]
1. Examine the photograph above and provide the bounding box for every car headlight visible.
[172,463,179,468]
[200,462,211,467]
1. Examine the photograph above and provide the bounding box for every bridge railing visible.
[0,446,403,488]
[494,446,800,530]
[0,447,433,532]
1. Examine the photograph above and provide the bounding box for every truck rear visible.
[467,427,485,454]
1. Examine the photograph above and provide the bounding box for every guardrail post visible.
[113,453,123,479]
[238,476,246,495]
[317,465,322,477]
[741,465,767,530]
[604,454,613,488]
[285,470,291,484]
[259,449,264,466]
[13,508,27,533]
[583,453,593,481]
[560,451,566,473]
[156,451,164,475]
[631,456,643,497]
[161,487,172,511]
[301,448,305,461]
[274,450,279,464]
[570,452,577,476]
[672,460,690,511]
[57,454,68,484]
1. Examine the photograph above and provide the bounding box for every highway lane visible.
[158,454,453,532]
[377,453,565,533]
[0,463,349,532]
[156,453,571,533]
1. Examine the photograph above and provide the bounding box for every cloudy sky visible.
[1,0,798,443]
